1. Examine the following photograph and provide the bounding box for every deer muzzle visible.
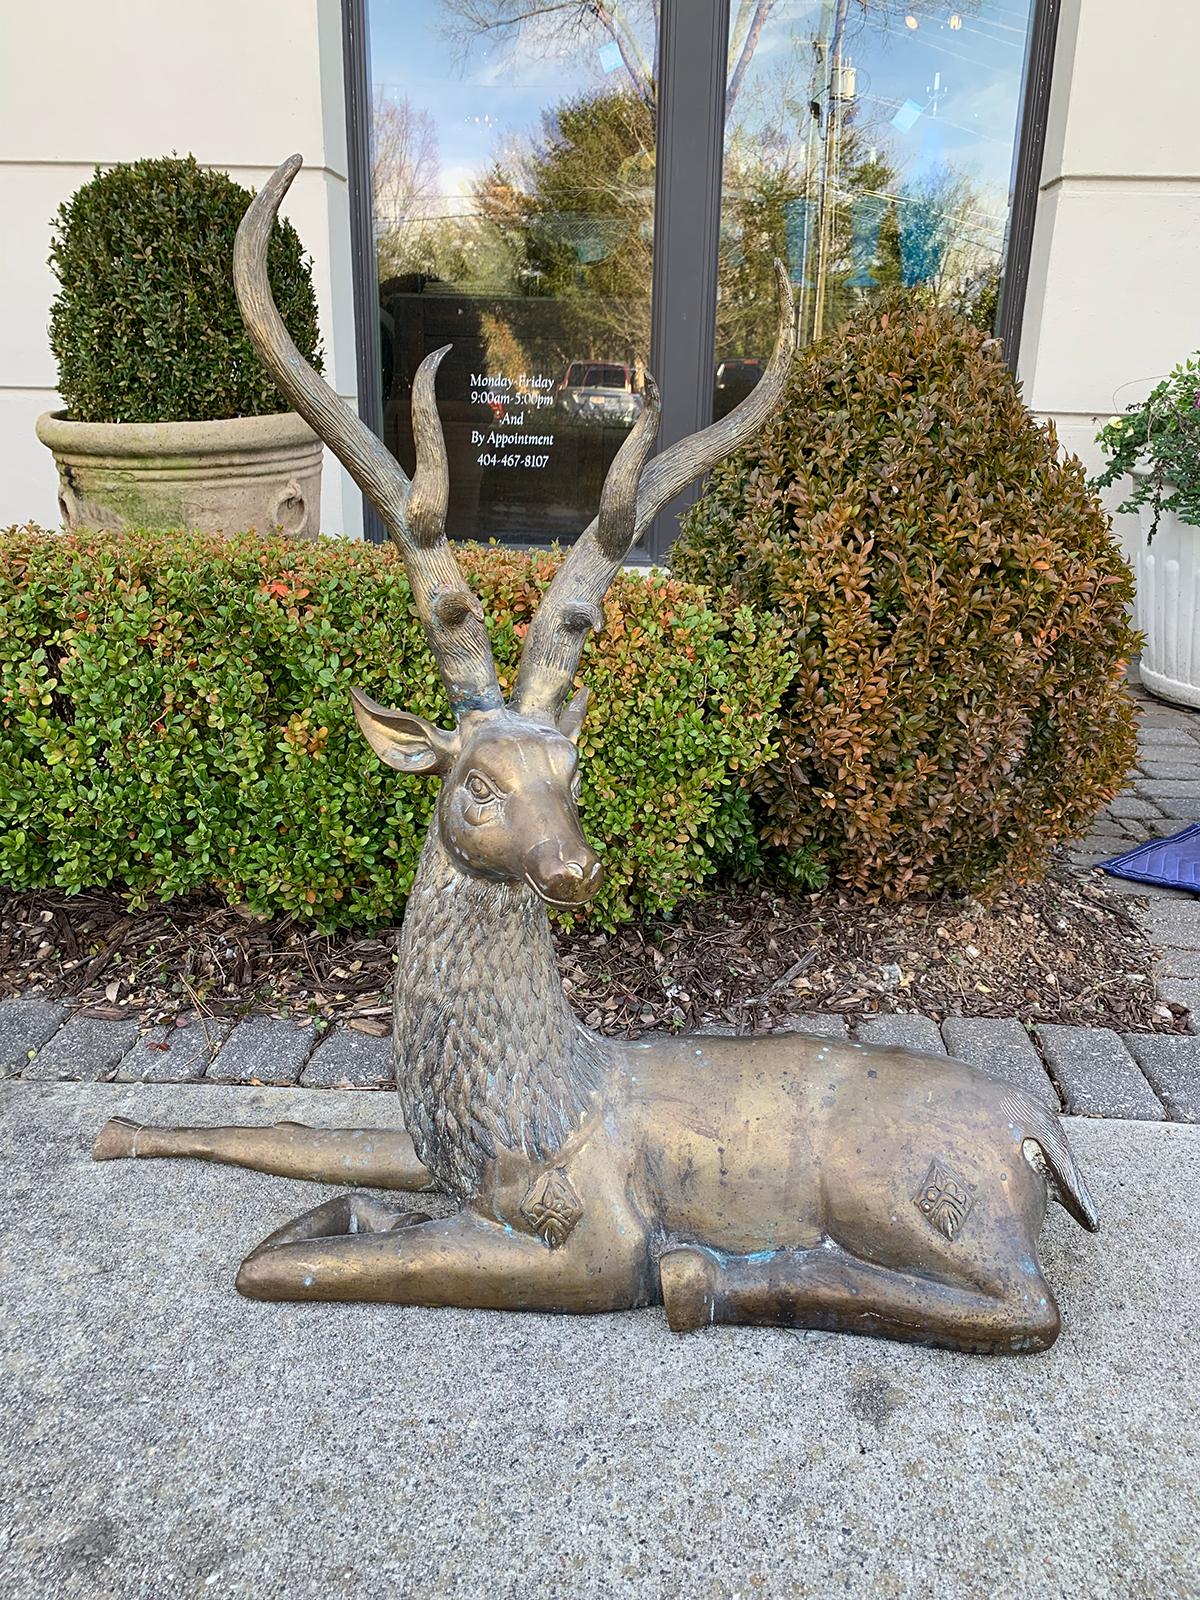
[524,837,604,908]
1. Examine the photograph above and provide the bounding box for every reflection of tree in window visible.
[474,90,655,375]
[440,1,779,118]
[373,89,439,282]
[715,0,1023,380]
[435,0,780,378]
[442,0,663,109]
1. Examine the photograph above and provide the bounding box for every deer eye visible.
[466,771,500,803]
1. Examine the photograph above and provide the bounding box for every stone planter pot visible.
[35,410,323,538]
[1134,485,1200,708]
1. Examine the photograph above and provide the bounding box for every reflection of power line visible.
[377,202,643,221]
[944,7,1031,41]
[913,0,1033,27]
[379,192,1002,237]
[955,18,1028,43]
[898,32,1012,71]
[375,209,480,224]
[861,93,1011,146]
[967,0,1037,26]
[853,185,1002,231]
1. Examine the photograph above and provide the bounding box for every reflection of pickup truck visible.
[556,361,644,426]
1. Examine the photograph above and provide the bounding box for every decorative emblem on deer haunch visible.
[93,155,1099,1354]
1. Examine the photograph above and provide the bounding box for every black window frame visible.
[995,0,1061,371]
[341,0,1058,552]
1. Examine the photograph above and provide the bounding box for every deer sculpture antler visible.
[234,154,794,721]
[235,155,502,715]
[512,263,793,719]
[93,156,1098,1356]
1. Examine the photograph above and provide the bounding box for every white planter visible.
[35,409,323,539]
[1134,492,1200,708]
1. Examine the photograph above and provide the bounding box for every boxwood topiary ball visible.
[48,154,322,424]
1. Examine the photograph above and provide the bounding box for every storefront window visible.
[367,2,659,545]
[363,2,1040,536]
[714,0,1035,417]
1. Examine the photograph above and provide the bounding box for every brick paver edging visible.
[3,998,1197,1124]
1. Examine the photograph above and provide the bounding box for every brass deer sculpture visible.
[94,155,1098,1354]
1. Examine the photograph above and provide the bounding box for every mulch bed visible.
[0,857,1184,1037]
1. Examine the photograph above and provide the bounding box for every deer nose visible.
[525,838,604,906]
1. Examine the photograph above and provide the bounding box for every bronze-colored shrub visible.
[673,298,1140,899]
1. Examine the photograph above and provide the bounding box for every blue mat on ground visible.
[1102,821,1200,893]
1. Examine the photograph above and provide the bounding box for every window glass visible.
[367,2,658,545]
[714,0,1035,417]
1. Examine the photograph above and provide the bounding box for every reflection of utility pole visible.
[811,0,849,343]
[795,12,825,346]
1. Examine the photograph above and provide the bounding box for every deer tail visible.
[1000,1090,1100,1233]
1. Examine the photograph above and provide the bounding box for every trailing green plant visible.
[674,296,1140,900]
[48,155,322,423]
[0,529,792,930]
[1093,355,1200,538]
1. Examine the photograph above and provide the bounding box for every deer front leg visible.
[92,1118,436,1191]
[235,1202,652,1313]
[242,1191,434,1254]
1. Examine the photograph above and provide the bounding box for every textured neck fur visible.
[393,822,611,1198]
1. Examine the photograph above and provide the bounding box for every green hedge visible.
[0,529,792,929]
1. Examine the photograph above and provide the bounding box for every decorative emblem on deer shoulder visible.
[91,154,1099,1359]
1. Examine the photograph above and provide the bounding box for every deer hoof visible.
[660,1247,718,1334]
[92,1116,142,1161]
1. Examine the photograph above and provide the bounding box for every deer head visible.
[234,155,793,910]
[348,688,598,907]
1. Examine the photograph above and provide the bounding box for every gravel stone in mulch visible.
[0,859,1183,1039]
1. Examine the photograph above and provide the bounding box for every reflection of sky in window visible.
[368,1,1031,212]
[827,2,1034,194]
[370,0,628,213]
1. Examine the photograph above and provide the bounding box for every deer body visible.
[93,154,1098,1355]
[325,807,1089,1351]
[392,819,1064,1252]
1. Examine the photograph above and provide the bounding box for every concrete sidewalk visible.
[2,1082,1198,1600]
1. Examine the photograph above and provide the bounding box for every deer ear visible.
[557,686,590,745]
[350,687,460,773]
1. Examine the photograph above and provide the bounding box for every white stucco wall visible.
[1018,0,1200,582]
[0,0,362,535]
